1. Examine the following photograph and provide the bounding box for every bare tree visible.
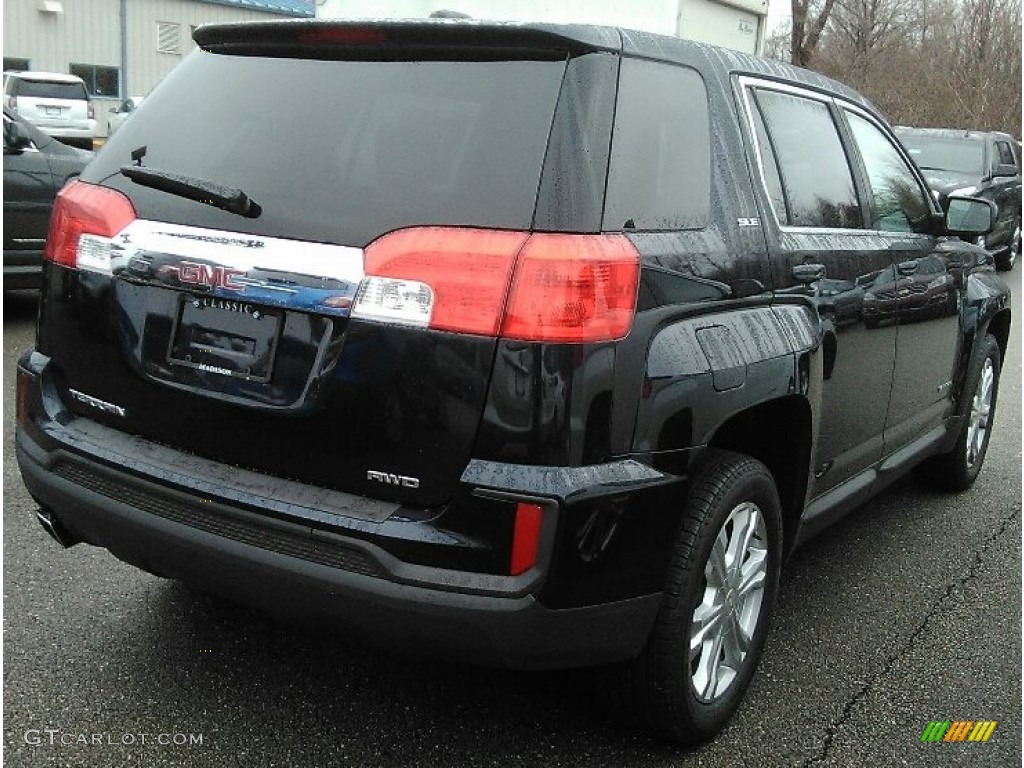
[791,0,839,65]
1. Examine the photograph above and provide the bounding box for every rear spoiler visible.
[193,19,623,60]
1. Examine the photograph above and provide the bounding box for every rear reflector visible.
[510,502,544,576]
[358,227,639,342]
[44,181,136,271]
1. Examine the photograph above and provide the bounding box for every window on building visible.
[4,58,31,72]
[69,64,120,98]
[157,21,182,55]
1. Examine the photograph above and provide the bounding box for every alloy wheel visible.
[966,357,994,468]
[690,501,768,703]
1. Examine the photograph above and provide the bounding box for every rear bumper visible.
[15,351,671,669]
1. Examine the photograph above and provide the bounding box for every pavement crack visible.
[801,506,1021,767]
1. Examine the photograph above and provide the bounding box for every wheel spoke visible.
[706,531,728,587]
[690,601,726,652]
[738,549,767,596]
[729,505,760,574]
[693,622,725,699]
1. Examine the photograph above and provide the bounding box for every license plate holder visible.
[168,296,281,382]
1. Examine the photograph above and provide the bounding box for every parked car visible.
[3,106,91,289]
[106,96,145,137]
[896,126,1022,270]
[16,21,1010,745]
[4,71,96,150]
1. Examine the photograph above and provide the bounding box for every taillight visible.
[356,227,528,335]
[44,181,136,272]
[87,102,95,120]
[502,233,639,343]
[355,227,640,343]
[7,95,16,110]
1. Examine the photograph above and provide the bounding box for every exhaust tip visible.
[35,508,80,549]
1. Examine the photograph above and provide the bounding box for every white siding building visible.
[3,0,313,135]
[315,0,768,55]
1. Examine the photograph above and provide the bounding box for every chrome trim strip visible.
[113,219,365,283]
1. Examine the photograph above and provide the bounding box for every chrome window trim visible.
[736,75,864,237]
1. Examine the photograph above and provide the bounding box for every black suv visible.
[896,126,1022,271]
[15,22,1011,745]
[3,106,91,289]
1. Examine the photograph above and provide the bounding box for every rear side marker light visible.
[358,227,640,343]
[510,502,544,576]
[44,181,136,273]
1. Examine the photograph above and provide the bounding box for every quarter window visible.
[603,60,710,231]
[751,88,862,229]
[845,111,932,233]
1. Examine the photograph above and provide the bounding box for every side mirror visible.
[3,119,32,154]
[945,195,996,237]
[992,163,1018,178]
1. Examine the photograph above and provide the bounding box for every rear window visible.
[84,52,566,247]
[14,79,87,100]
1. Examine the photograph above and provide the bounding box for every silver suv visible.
[4,71,95,150]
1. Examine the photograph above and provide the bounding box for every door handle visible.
[792,263,825,283]
[897,260,919,276]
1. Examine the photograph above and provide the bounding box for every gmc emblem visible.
[173,261,245,292]
[366,470,420,489]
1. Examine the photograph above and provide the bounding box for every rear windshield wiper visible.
[120,166,261,218]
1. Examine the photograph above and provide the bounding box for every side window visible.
[752,88,862,229]
[603,59,710,231]
[996,141,1017,168]
[844,111,932,234]
[749,103,788,221]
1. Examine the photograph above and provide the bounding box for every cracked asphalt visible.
[4,266,1020,767]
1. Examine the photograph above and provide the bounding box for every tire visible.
[598,450,782,745]
[916,334,1001,491]
[995,217,1020,271]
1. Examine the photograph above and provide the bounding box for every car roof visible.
[895,126,1005,142]
[10,71,86,84]
[193,19,873,111]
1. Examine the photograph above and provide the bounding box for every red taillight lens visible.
[502,233,639,343]
[360,227,528,335]
[358,228,640,342]
[44,181,136,269]
[510,502,544,576]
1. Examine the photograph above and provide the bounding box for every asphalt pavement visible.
[3,269,1021,767]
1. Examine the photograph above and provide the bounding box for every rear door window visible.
[603,59,710,231]
[84,53,566,247]
[750,88,863,229]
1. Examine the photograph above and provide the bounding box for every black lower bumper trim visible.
[16,434,660,670]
